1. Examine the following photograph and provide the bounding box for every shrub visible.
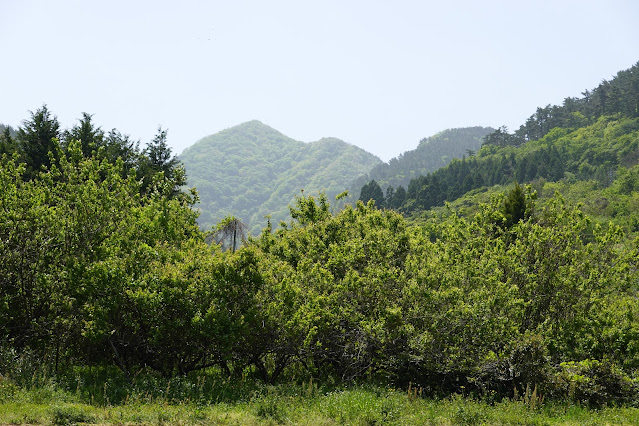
[550,359,637,406]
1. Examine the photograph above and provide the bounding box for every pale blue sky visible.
[1,0,638,161]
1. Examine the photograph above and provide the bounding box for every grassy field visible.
[2,377,639,425]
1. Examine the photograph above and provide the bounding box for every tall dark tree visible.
[359,179,385,207]
[100,129,140,176]
[64,112,104,157]
[482,126,523,147]
[139,127,186,196]
[16,105,61,174]
[501,183,534,229]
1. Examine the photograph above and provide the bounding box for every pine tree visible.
[16,105,60,175]
[64,112,104,156]
[359,179,384,206]
[139,127,186,196]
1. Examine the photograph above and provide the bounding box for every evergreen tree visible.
[139,127,186,196]
[501,183,534,228]
[359,179,384,206]
[100,129,140,176]
[16,105,61,175]
[64,112,104,156]
[393,185,406,209]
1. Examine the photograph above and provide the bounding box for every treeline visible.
[0,105,185,195]
[351,126,494,194]
[399,115,639,213]
[2,143,638,404]
[361,61,639,213]
[484,61,639,147]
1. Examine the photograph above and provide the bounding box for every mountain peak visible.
[179,122,382,233]
[222,119,285,137]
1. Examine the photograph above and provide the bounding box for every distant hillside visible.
[352,126,494,195]
[0,124,18,156]
[395,61,639,215]
[0,124,17,137]
[179,120,382,233]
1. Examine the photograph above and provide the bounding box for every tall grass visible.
[2,348,639,424]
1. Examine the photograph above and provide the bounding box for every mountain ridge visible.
[179,120,382,233]
[351,126,495,202]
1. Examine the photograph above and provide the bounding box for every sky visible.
[1,1,638,162]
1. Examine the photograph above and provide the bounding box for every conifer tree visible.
[16,105,60,175]
[64,112,104,156]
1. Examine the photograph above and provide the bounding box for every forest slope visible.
[368,61,639,215]
[179,120,382,233]
[351,126,494,195]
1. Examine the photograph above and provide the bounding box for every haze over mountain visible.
[179,120,382,233]
[351,126,495,195]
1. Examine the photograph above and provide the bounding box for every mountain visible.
[351,126,494,197]
[179,120,382,233]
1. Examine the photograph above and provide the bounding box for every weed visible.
[254,394,287,424]
[51,405,95,425]
[452,404,486,425]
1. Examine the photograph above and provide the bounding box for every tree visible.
[501,183,535,229]
[359,179,384,206]
[213,215,249,253]
[63,112,104,156]
[16,105,61,175]
[139,127,186,196]
[99,129,140,177]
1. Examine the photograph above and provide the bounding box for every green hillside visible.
[362,61,639,219]
[351,126,494,196]
[179,120,382,233]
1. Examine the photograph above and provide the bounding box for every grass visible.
[2,377,639,425]
[1,359,638,425]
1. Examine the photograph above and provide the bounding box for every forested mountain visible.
[179,120,382,233]
[365,61,639,214]
[352,126,494,194]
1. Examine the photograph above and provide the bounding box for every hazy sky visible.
[1,1,638,161]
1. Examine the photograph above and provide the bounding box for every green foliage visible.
[500,182,535,228]
[353,126,495,194]
[0,142,200,375]
[179,120,382,233]
[255,194,414,381]
[389,62,639,215]
[551,359,637,407]
[51,405,95,425]
[3,100,639,408]
[16,104,61,176]
[0,124,17,156]
[358,179,384,206]
[397,115,639,214]
[138,127,186,196]
[62,112,104,157]
[482,61,639,147]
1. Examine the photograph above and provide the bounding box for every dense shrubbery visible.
[2,139,638,405]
